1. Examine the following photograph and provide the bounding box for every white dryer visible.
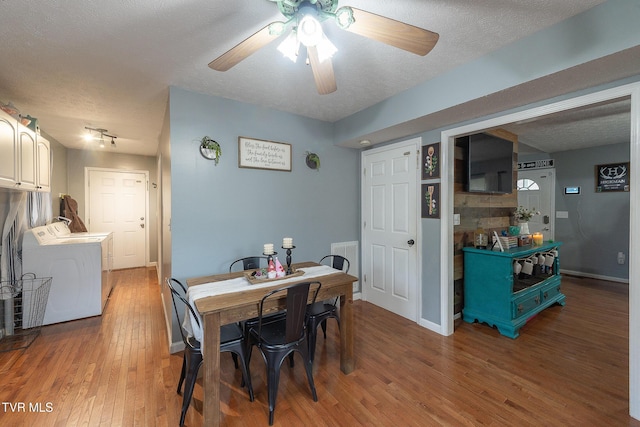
[22,224,113,325]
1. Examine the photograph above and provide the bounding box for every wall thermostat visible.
[564,186,581,194]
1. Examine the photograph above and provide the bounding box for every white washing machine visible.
[22,223,113,325]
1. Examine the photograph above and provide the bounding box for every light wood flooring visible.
[1,268,639,426]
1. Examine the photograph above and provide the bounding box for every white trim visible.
[440,81,640,419]
[361,137,422,323]
[418,317,443,334]
[560,269,629,284]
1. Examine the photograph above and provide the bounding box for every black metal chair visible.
[307,255,350,364]
[167,278,254,427]
[229,256,291,363]
[248,281,321,425]
[229,256,269,273]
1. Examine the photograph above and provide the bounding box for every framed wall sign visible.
[421,183,440,219]
[421,143,440,179]
[595,162,630,192]
[238,137,292,171]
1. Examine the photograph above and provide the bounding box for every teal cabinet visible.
[462,242,565,338]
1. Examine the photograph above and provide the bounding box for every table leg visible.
[202,312,221,426]
[339,285,355,374]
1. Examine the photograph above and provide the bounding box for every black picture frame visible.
[595,162,630,192]
[421,183,440,219]
[421,143,440,180]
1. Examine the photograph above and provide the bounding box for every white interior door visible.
[517,168,556,241]
[87,169,147,269]
[362,139,419,321]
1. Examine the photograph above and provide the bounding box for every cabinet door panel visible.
[0,112,18,187]
[36,136,51,191]
[18,128,37,190]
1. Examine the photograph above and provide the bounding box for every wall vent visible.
[330,241,359,292]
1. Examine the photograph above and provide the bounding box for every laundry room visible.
[0,134,158,340]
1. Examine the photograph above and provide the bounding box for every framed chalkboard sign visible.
[238,137,292,171]
[595,162,630,192]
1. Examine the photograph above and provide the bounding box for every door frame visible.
[360,137,422,322]
[439,81,640,418]
[84,167,150,268]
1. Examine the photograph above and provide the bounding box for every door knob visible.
[407,239,415,247]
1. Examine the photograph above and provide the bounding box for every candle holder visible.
[281,246,295,275]
[263,252,277,265]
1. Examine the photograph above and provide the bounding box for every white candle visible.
[263,243,274,255]
[282,237,293,248]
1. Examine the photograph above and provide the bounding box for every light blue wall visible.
[522,143,630,280]
[168,87,360,281]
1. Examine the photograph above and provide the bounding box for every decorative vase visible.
[519,222,530,235]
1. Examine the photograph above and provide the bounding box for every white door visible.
[87,169,147,269]
[517,168,555,241]
[362,139,419,321]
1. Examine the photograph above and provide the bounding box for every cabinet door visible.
[18,127,37,190]
[0,110,18,187]
[36,136,51,192]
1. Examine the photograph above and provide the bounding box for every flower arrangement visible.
[514,206,540,222]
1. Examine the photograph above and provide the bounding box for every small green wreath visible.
[199,136,222,165]
[305,152,320,170]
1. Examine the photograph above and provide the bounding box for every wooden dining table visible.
[186,261,358,426]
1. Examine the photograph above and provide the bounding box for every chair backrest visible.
[229,256,269,273]
[258,281,321,343]
[319,255,350,273]
[166,277,200,346]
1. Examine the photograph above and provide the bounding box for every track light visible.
[84,126,117,148]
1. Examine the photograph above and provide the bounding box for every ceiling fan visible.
[208,0,439,95]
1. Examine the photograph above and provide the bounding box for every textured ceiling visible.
[0,0,609,156]
[504,98,632,154]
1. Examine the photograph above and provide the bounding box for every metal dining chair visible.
[229,256,269,273]
[248,281,321,425]
[166,278,254,426]
[307,255,350,364]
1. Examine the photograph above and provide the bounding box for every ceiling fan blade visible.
[345,8,439,56]
[209,24,281,71]
[307,46,337,95]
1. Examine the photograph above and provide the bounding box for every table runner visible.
[183,265,339,343]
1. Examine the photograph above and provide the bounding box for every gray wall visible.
[520,142,630,280]
[66,148,158,264]
[555,143,629,279]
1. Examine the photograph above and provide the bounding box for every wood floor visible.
[1,268,639,426]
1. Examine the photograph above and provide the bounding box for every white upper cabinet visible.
[36,136,51,192]
[0,109,18,187]
[0,109,51,192]
[18,126,37,191]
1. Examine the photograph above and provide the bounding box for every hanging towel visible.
[62,196,88,233]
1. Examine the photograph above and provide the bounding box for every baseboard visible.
[353,291,361,301]
[418,317,443,334]
[560,269,629,284]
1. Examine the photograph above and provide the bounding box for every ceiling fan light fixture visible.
[316,33,337,62]
[277,30,300,62]
[297,13,323,47]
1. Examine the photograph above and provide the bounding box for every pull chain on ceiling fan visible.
[208,0,439,95]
